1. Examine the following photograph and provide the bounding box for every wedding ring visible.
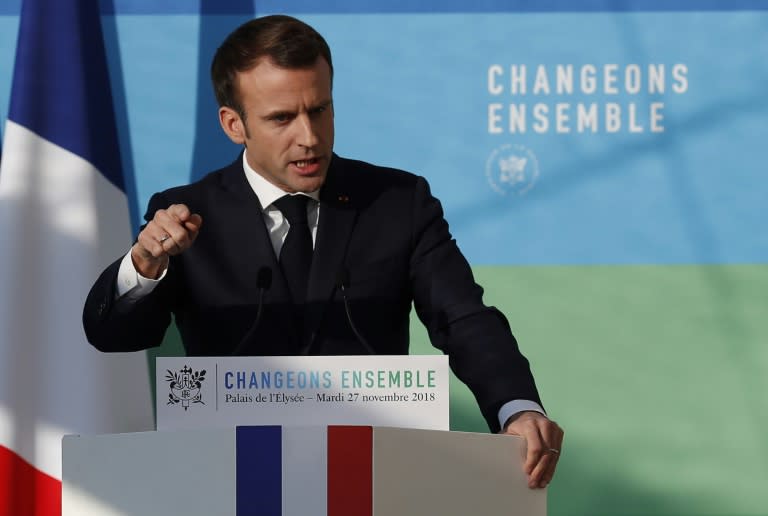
[158,234,171,244]
[548,448,560,454]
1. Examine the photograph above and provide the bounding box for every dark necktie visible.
[274,195,313,304]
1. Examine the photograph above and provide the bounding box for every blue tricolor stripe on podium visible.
[237,427,282,515]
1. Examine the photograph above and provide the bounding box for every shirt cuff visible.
[498,400,547,430]
[115,250,167,300]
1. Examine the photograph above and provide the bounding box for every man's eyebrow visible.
[261,99,333,120]
[262,109,295,120]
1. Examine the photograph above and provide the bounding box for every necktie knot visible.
[274,195,310,227]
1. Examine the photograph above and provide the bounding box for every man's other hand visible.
[501,411,564,489]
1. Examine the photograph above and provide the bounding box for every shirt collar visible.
[241,151,320,211]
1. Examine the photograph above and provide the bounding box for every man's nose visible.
[296,114,319,148]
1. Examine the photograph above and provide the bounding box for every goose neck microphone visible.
[232,266,272,355]
[337,268,375,355]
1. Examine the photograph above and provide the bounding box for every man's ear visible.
[219,107,246,145]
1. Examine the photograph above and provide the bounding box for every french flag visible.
[238,426,374,515]
[0,0,154,514]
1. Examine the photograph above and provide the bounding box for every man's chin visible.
[288,174,325,194]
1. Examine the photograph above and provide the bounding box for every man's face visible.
[220,57,334,193]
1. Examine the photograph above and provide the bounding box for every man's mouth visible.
[291,157,322,174]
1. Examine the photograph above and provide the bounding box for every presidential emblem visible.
[166,365,206,410]
[485,144,539,196]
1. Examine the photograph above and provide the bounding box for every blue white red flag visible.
[236,426,373,515]
[0,0,154,513]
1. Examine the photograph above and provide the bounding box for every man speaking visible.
[83,14,563,489]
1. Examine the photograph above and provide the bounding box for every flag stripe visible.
[283,426,328,515]
[327,426,373,516]
[0,446,60,516]
[8,0,123,191]
[236,426,282,516]
[1,1,155,514]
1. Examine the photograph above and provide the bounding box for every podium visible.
[63,425,546,515]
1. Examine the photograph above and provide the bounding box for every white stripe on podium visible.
[282,425,328,515]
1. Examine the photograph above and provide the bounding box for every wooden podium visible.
[63,425,546,515]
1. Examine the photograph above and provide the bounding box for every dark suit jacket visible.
[83,154,541,431]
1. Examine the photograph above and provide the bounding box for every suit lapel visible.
[218,157,300,347]
[304,157,358,350]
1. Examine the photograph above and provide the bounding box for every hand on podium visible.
[502,411,564,489]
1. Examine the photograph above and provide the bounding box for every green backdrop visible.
[149,264,768,515]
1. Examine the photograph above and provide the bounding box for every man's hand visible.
[131,204,203,278]
[501,411,564,489]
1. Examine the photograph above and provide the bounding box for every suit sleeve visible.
[82,192,176,352]
[408,176,542,432]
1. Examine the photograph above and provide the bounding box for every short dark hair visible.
[211,15,333,119]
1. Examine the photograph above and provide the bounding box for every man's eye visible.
[272,114,290,123]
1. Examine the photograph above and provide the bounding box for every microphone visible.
[232,266,272,355]
[337,268,376,355]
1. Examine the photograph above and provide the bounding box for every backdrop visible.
[1,1,766,514]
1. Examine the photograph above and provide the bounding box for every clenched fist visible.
[131,203,203,278]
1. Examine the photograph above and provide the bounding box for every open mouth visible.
[291,157,322,174]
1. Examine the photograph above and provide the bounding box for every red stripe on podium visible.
[327,426,372,516]
[0,445,60,516]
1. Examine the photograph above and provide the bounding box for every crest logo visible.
[485,144,539,196]
[166,365,206,410]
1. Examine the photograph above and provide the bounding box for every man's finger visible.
[183,214,203,236]
[528,448,558,488]
[153,208,183,229]
[502,412,544,474]
[535,420,563,487]
[520,425,545,475]
[137,224,169,258]
[503,412,564,489]
[167,203,192,222]
[539,420,564,455]
[151,208,202,253]
[159,232,182,255]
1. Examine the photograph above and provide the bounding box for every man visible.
[83,14,563,488]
